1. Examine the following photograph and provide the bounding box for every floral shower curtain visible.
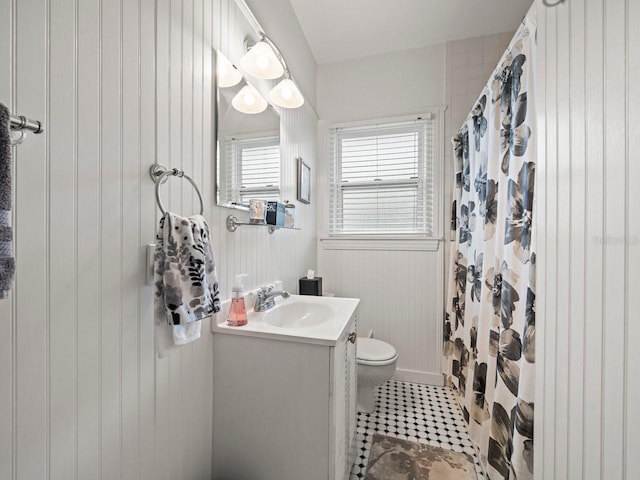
[443,11,536,480]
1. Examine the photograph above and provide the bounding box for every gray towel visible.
[0,103,14,299]
[154,212,221,345]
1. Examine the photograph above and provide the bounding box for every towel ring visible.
[149,164,204,216]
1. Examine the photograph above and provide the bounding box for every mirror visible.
[215,49,281,209]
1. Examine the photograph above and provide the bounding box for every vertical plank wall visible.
[0,0,318,479]
[535,0,639,479]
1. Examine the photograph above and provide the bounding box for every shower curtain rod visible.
[10,114,44,134]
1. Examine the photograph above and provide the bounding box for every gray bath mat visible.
[364,434,477,480]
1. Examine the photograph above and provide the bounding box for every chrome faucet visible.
[254,287,290,312]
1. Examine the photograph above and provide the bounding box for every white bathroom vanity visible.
[211,294,359,480]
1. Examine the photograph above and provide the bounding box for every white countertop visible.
[211,294,360,346]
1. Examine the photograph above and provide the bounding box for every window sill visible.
[319,236,442,252]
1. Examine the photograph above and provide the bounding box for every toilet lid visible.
[357,338,397,362]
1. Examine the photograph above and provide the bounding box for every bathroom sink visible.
[263,300,332,328]
[213,292,360,346]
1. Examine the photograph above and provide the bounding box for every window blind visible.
[225,135,280,204]
[329,117,435,235]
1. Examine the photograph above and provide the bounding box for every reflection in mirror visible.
[215,50,281,210]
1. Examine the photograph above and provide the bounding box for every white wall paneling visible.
[0,1,12,476]
[626,0,640,475]
[535,0,639,478]
[317,243,444,385]
[0,0,318,478]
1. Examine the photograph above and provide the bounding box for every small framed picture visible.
[297,157,311,204]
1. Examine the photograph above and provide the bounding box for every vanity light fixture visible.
[240,33,304,109]
[268,77,304,109]
[239,40,284,79]
[231,84,268,114]
[216,53,242,88]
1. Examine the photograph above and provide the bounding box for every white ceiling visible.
[288,0,533,64]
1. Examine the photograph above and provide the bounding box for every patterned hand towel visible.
[0,103,14,299]
[154,212,221,346]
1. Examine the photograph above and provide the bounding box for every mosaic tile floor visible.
[349,380,485,479]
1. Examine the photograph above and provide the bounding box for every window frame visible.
[326,112,444,242]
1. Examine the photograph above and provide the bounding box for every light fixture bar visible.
[258,33,290,77]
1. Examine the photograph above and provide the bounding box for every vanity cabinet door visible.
[331,315,357,480]
[213,335,331,480]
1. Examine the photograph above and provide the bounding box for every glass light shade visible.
[231,85,268,114]
[268,78,304,109]
[216,54,242,88]
[239,41,284,79]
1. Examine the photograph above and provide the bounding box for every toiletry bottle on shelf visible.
[227,274,248,327]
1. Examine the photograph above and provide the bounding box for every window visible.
[224,135,280,205]
[328,115,437,236]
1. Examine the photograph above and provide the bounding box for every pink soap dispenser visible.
[227,274,248,327]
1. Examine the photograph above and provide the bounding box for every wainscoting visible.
[318,240,444,385]
[0,0,317,479]
[535,0,639,478]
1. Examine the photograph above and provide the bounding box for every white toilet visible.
[356,337,398,413]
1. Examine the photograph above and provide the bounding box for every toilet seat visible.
[357,338,398,366]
